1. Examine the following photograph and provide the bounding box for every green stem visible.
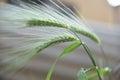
[71,31,102,80]
[82,43,102,80]
[82,43,96,66]
[99,44,112,80]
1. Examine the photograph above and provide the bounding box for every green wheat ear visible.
[0,0,101,44]
[27,19,101,44]
[35,35,79,53]
[0,28,78,73]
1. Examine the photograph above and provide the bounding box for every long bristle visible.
[0,27,78,74]
[0,0,101,43]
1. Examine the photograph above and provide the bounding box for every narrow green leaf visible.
[45,59,58,80]
[87,67,110,80]
[46,41,81,80]
[60,41,82,57]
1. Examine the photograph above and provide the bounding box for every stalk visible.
[72,31,103,80]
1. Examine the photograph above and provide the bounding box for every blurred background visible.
[0,0,120,80]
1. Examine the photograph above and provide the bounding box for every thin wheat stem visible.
[99,44,112,80]
[82,43,102,80]
[71,30,102,80]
